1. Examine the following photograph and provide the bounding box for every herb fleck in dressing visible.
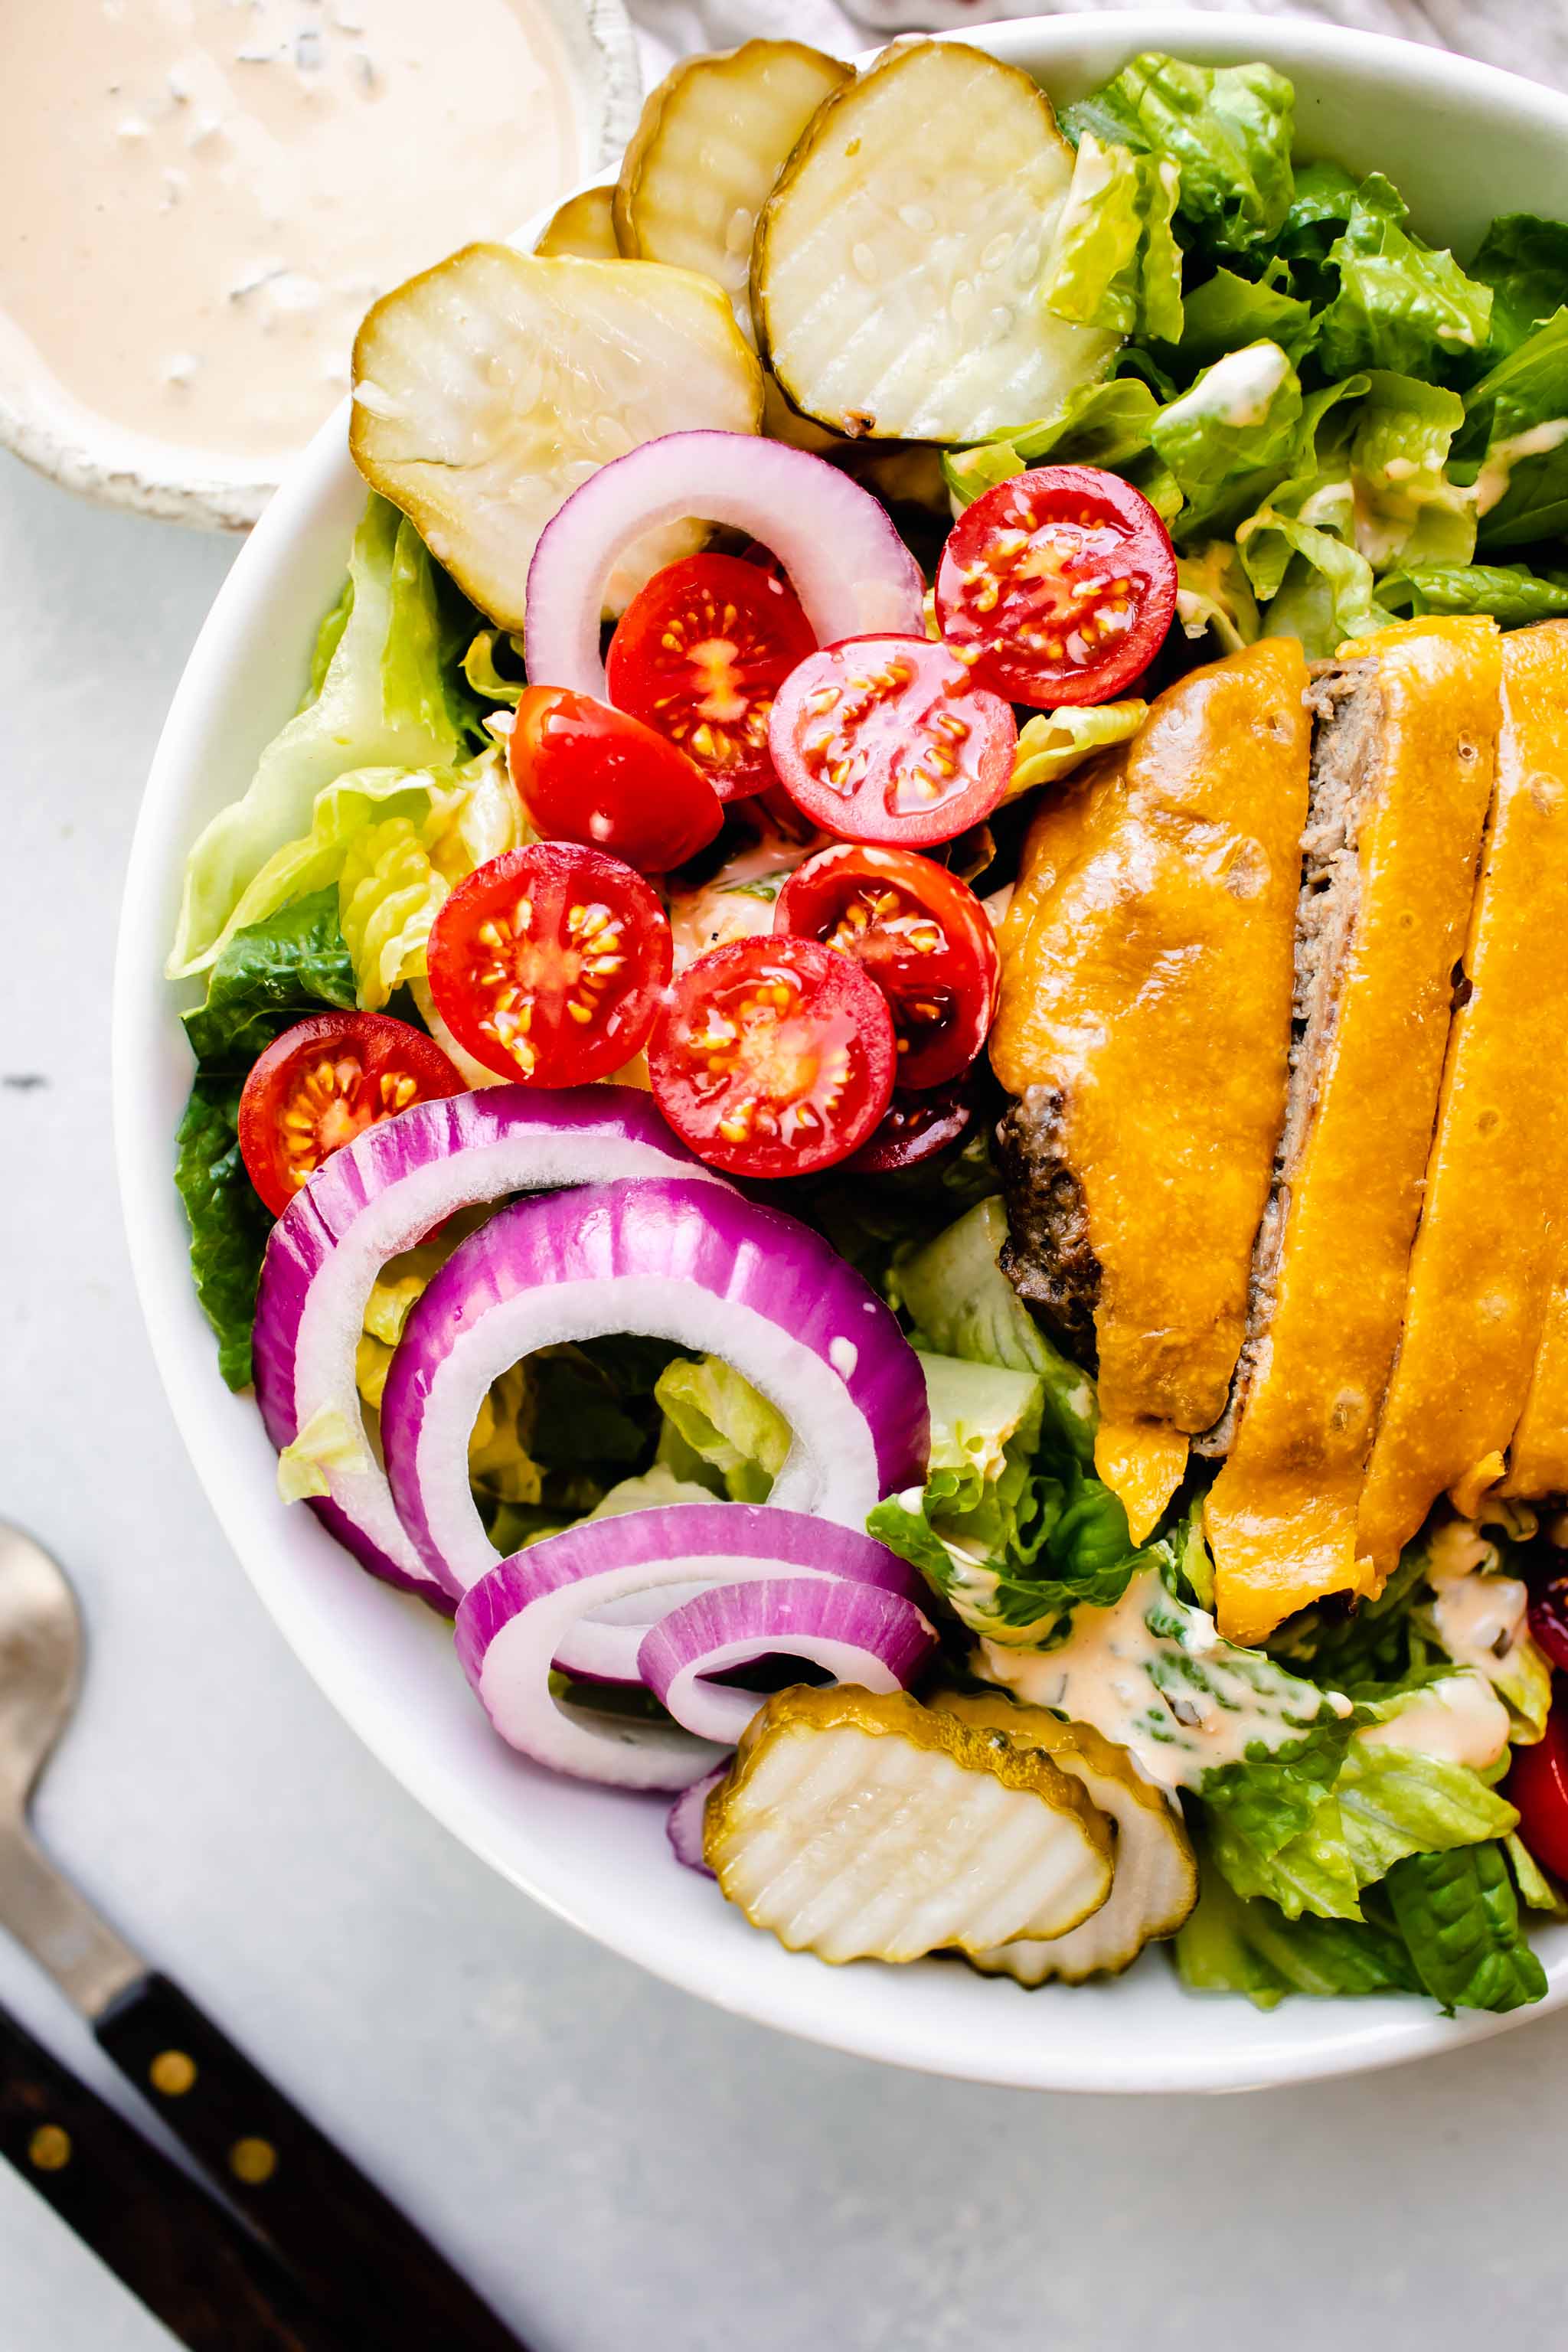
[0,0,580,465]
[981,1566,1343,1789]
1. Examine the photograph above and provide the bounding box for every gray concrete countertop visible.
[2,430,1566,2351]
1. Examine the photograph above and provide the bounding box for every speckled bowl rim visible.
[116,13,1568,2093]
[0,0,641,531]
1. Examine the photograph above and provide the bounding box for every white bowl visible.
[1,0,641,531]
[115,11,1568,2093]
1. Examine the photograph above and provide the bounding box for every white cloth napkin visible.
[626,0,1566,99]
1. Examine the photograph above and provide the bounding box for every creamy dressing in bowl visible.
[0,0,628,517]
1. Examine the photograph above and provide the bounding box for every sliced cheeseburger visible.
[1204,617,1501,1647]
[990,638,1310,1544]
[1358,619,1568,1564]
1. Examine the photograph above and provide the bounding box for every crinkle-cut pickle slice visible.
[615,39,852,337]
[752,41,1119,443]
[534,185,621,261]
[351,246,763,632]
[702,1684,1114,1965]
[932,1690,1197,1984]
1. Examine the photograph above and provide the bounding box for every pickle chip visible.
[933,1691,1197,1984]
[534,186,621,261]
[351,245,763,631]
[753,41,1119,442]
[703,1685,1114,1965]
[614,41,852,336]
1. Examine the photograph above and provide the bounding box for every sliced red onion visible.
[639,1577,936,1746]
[253,1086,713,1603]
[455,1504,926,1788]
[523,430,926,701]
[666,1768,725,1877]
[382,1178,929,1600]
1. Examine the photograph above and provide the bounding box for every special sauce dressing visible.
[0,0,581,468]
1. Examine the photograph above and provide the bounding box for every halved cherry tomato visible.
[426,844,671,1086]
[775,843,999,1089]
[606,552,817,802]
[238,1011,462,1217]
[935,464,1177,709]
[767,635,1015,848]
[1504,1698,1568,1881]
[848,1079,978,1174]
[647,934,895,1178]
[509,687,722,873]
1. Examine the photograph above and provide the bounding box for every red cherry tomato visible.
[509,687,722,874]
[238,1011,462,1217]
[647,934,895,1178]
[848,1080,978,1174]
[767,635,1015,848]
[935,464,1177,709]
[606,552,817,802]
[775,843,999,1089]
[427,844,671,1086]
[1504,1699,1568,1881]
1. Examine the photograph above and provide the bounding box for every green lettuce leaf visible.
[1063,54,1295,257]
[1347,372,1477,571]
[1505,1831,1568,1916]
[181,888,356,1064]
[1174,542,1261,652]
[174,1073,274,1392]
[175,890,361,1388]
[1008,701,1149,797]
[1334,1738,1517,1886]
[1170,260,1314,374]
[1316,175,1493,381]
[1380,558,1568,624]
[1384,1843,1547,2014]
[1043,133,1184,343]
[1174,1843,1423,2007]
[1249,518,1394,658]
[942,379,1160,509]
[1468,309,1568,550]
[461,628,528,709]
[1199,1711,1360,1909]
[1265,159,1360,300]
[652,1356,790,1504]
[892,1197,1099,1465]
[1149,341,1304,541]
[170,498,478,978]
[1471,213,1568,357]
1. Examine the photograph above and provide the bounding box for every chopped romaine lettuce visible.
[1043,132,1184,343]
[1384,1842,1547,2013]
[1471,214,1568,357]
[170,498,482,977]
[1380,558,1568,623]
[892,1198,1098,1464]
[1008,701,1149,796]
[1346,372,1477,570]
[1468,309,1568,548]
[652,1355,790,1504]
[1174,1844,1423,2007]
[1171,261,1313,373]
[1150,341,1303,540]
[942,378,1161,510]
[1174,542,1260,651]
[275,1403,373,1504]
[1063,54,1295,257]
[175,891,361,1389]
[1316,175,1493,380]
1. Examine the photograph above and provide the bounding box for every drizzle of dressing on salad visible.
[980,1566,1343,1790]
[1163,339,1292,434]
[0,0,580,466]
[668,835,818,969]
[1357,1671,1511,1772]
[1475,419,1568,518]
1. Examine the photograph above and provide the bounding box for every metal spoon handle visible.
[0,2002,346,2352]
[96,1971,525,2352]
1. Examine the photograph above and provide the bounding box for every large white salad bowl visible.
[114,12,1568,2093]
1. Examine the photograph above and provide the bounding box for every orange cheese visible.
[1358,621,1568,1559]
[1207,618,1501,1646]
[991,638,1310,1541]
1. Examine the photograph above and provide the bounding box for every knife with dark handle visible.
[0,1521,528,2352]
[0,2001,348,2352]
[93,1970,522,2351]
